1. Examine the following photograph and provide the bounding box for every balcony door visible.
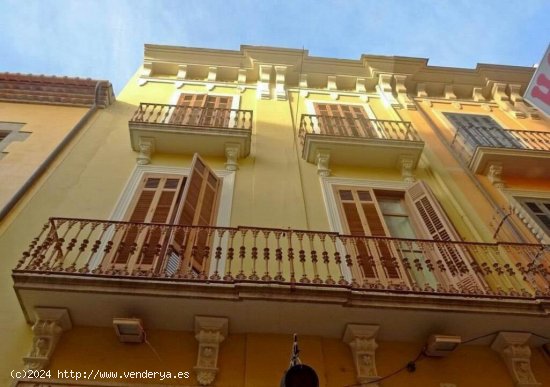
[314,103,377,138]
[170,93,233,128]
[443,113,521,149]
[335,181,485,292]
[105,154,221,276]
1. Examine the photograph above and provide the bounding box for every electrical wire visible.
[341,330,550,387]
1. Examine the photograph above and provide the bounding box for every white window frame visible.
[90,165,235,275]
[502,188,550,243]
[320,176,411,281]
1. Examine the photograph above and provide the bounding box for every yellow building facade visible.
[2,45,550,387]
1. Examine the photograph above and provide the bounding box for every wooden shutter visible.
[200,96,233,127]
[337,188,401,280]
[170,154,221,273]
[314,103,371,137]
[170,94,207,125]
[404,181,484,291]
[114,175,186,266]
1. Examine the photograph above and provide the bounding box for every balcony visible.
[298,114,424,174]
[12,217,550,341]
[128,103,253,162]
[451,127,550,179]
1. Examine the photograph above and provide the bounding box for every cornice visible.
[0,73,115,108]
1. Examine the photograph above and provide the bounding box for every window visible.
[105,154,221,275]
[443,112,520,148]
[314,103,378,138]
[333,181,483,291]
[170,94,233,127]
[517,198,550,236]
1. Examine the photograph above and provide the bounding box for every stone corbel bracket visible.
[487,162,504,189]
[492,83,526,119]
[257,65,272,100]
[399,155,416,183]
[224,143,241,171]
[237,69,247,93]
[194,316,229,386]
[376,73,400,109]
[343,324,380,387]
[136,137,155,165]
[491,332,541,387]
[138,61,153,86]
[206,67,217,91]
[356,78,368,102]
[508,84,541,119]
[328,75,339,100]
[274,66,287,100]
[23,308,72,371]
[175,65,188,89]
[394,75,415,110]
[316,150,331,177]
[299,74,309,97]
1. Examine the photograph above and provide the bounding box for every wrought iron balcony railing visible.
[299,114,422,142]
[129,103,253,130]
[452,126,550,163]
[13,218,550,299]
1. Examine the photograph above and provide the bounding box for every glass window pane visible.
[383,215,416,239]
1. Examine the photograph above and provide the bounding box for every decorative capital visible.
[23,308,72,371]
[136,137,155,165]
[487,162,504,189]
[194,316,229,386]
[224,143,240,171]
[492,332,540,387]
[316,151,331,177]
[399,156,416,183]
[343,324,380,387]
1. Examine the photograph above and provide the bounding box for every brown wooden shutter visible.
[170,154,221,273]
[170,94,207,125]
[405,181,484,291]
[314,103,370,136]
[114,176,186,266]
[201,96,233,127]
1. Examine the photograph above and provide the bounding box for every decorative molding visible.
[487,162,504,189]
[501,189,550,244]
[136,137,155,165]
[472,87,486,101]
[492,82,526,119]
[175,65,188,89]
[205,67,217,91]
[237,69,247,92]
[444,84,457,100]
[224,143,240,171]
[343,324,380,387]
[491,332,541,387]
[23,308,72,370]
[274,66,287,100]
[194,316,228,386]
[399,155,416,183]
[257,65,271,100]
[299,74,309,97]
[138,62,153,86]
[452,101,462,110]
[356,78,367,93]
[417,83,428,98]
[316,150,331,177]
[327,75,339,100]
[376,73,400,108]
[508,84,541,120]
[394,74,415,110]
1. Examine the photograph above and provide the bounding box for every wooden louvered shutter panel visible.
[341,198,377,279]
[405,181,483,291]
[172,154,221,271]
[140,178,185,266]
[170,94,206,125]
[201,96,233,127]
[360,201,400,279]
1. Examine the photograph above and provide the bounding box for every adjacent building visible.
[2,45,550,386]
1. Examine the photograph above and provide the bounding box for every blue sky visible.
[1,0,549,95]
